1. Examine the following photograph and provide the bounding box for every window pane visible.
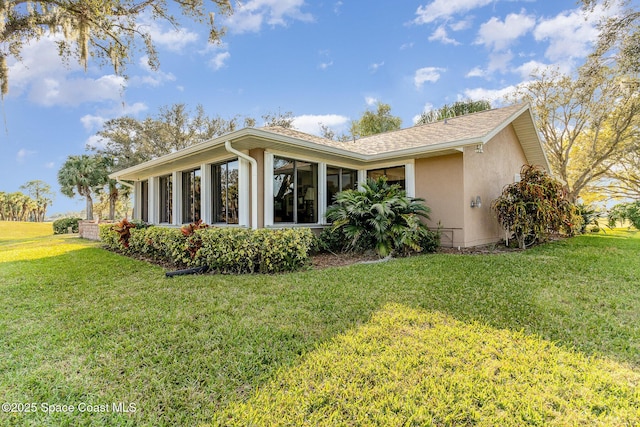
[367,166,405,189]
[212,164,223,222]
[274,157,294,223]
[160,175,172,223]
[226,160,239,224]
[341,169,358,191]
[182,169,201,223]
[140,181,149,222]
[297,161,317,224]
[326,167,340,206]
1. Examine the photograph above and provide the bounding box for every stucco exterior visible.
[462,124,529,247]
[110,104,550,248]
[414,154,465,247]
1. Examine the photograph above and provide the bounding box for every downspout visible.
[224,140,258,229]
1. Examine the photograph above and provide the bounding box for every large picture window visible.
[212,159,239,224]
[326,166,358,206]
[159,175,172,223]
[367,166,406,189]
[273,157,317,224]
[182,168,201,223]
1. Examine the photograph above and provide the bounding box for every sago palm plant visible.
[325,177,434,257]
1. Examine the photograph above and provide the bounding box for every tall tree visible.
[0,0,233,96]
[20,180,54,222]
[511,64,640,202]
[262,110,295,128]
[350,102,402,138]
[58,155,109,220]
[92,103,250,171]
[416,100,492,125]
[580,0,639,76]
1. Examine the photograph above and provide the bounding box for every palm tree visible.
[58,155,108,220]
[0,192,7,221]
[20,180,54,222]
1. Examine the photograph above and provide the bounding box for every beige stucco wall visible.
[462,124,528,246]
[414,154,465,247]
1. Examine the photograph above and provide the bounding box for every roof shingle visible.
[261,103,527,155]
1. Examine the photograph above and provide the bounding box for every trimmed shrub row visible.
[99,224,314,274]
[53,217,82,234]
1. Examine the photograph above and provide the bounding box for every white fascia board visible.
[109,123,523,181]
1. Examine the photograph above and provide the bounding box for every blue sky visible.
[0,0,624,215]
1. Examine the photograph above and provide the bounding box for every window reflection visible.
[273,157,317,223]
[212,160,239,224]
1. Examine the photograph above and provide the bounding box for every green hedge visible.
[53,217,82,234]
[99,224,314,274]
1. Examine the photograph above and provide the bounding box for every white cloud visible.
[414,67,446,89]
[466,67,486,78]
[292,114,350,135]
[225,0,314,34]
[140,19,199,52]
[209,52,231,70]
[128,55,176,87]
[533,4,616,62]
[475,12,536,51]
[81,102,148,133]
[334,1,343,14]
[85,135,109,150]
[17,149,37,163]
[7,34,128,106]
[44,162,55,169]
[319,61,334,70]
[369,61,385,72]
[462,85,517,104]
[515,60,558,79]
[414,0,493,24]
[450,19,472,31]
[30,74,126,107]
[365,96,378,106]
[400,42,414,50]
[81,115,107,131]
[412,102,435,124]
[429,26,460,45]
[487,50,514,73]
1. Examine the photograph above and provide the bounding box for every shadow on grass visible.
[1,233,639,426]
[212,303,640,426]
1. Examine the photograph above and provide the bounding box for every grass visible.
[0,222,638,426]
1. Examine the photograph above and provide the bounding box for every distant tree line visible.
[0,180,54,222]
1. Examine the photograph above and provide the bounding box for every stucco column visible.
[264,152,274,226]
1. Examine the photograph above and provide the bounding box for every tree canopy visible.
[580,0,639,76]
[350,102,402,138]
[512,64,640,202]
[19,180,54,222]
[91,103,252,171]
[0,0,233,96]
[416,100,492,125]
[58,154,110,220]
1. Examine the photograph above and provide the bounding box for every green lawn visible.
[0,222,638,426]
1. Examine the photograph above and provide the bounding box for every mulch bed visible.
[310,242,526,269]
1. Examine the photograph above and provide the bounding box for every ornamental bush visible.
[492,165,582,249]
[53,217,82,234]
[99,224,314,274]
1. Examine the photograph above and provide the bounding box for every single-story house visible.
[110,103,550,248]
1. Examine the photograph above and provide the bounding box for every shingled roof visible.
[261,103,531,156]
[111,103,549,181]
